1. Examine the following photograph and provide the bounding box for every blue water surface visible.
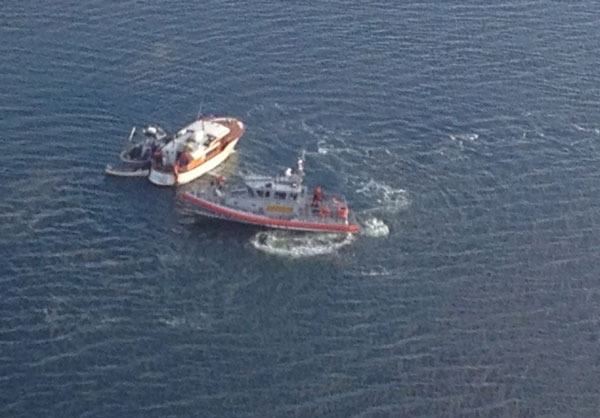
[2,1,600,416]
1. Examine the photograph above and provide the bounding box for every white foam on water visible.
[312,140,363,158]
[250,230,355,258]
[159,317,186,327]
[449,133,479,142]
[317,139,329,154]
[356,179,409,214]
[158,313,211,330]
[300,120,361,158]
[351,266,393,277]
[361,217,389,237]
[572,123,600,135]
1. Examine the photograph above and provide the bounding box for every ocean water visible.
[2,1,600,416]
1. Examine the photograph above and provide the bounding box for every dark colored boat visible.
[105,125,168,177]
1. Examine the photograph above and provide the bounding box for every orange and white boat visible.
[148,116,245,186]
[181,153,360,234]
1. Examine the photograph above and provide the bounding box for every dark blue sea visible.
[2,1,600,416]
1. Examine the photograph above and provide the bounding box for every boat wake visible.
[250,230,355,258]
[249,218,389,258]
[356,179,409,214]
[360,217,390,237]
[572,123,600,135]
[449,133,479,142]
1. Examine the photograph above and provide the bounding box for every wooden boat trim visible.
[153,117,244,174]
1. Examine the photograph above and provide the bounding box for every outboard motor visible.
[144,125,158,138]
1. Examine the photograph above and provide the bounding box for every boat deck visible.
[152,117,244,174]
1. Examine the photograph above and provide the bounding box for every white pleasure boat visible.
[148,116,245,186]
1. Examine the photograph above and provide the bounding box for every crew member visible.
[312,186,323,206]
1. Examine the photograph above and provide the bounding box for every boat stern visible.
[148,169,176,186]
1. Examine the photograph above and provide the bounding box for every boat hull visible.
[148,137,240,186]
[181,192,360,234]
[148,117,243,187]
[119,149,152,169]
[105,161,151,177]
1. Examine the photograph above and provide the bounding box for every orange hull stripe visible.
[181,193,360,234]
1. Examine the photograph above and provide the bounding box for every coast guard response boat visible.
[181,154,360,234]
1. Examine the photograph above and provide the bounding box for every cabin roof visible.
[178,120,230,139]
[244,174,304,192]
